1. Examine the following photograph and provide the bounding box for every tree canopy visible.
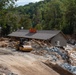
[0,0,76,36]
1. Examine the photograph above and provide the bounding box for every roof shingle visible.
[8,30,60,40]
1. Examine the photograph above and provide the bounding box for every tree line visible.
[0,0,76,36]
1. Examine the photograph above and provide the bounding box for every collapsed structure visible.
[8,30,67,46]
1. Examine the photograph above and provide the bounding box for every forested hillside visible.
[0,0,76,36]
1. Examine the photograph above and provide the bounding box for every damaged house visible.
[8,30,67,46]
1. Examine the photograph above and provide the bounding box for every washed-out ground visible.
[0,38,76,75]
[0,48,59,75]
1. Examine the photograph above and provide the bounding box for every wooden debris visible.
[45,61,74,75]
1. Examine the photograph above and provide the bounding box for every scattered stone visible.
[60,63,76,74]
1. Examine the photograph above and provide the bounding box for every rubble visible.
[30,40,76,75]
[65,48,76,66]
[0,38,16,48]
[31,42,69,63]
[46,47,68,60]
[0,38,76,75]
[45,61,74,75]
[60,63,76,74]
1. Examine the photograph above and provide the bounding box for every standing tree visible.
[62,0,76,34]
[43,0,62,30]
[0,0,17,36]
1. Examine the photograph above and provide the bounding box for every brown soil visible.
[0,54,59,75]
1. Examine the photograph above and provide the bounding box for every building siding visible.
[51,33,67,46]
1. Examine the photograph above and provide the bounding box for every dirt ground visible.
[0,48,59,75]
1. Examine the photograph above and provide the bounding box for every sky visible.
[15,0,43,6]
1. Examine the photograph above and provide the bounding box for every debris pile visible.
[0,38,9,47]
[60,63,76,74]
[46,47,68,60]
[0,38,19,48]
[0,38,76,74]
[45,60,74,75]
[30,40,76,74]
[64,45,76,66]
[31,40,69,63]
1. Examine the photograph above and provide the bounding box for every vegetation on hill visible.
[0,0,76,36]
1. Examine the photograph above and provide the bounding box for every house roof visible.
[8,30,61,40]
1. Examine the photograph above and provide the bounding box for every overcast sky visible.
[15,0,43,6]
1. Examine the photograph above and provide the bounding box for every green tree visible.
[43,0,62,30]
[0,0,17,10]
[62,0,76,34]
[0,0,17,36]
[19,14,32,29]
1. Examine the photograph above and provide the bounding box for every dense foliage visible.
[0,0,76,36]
